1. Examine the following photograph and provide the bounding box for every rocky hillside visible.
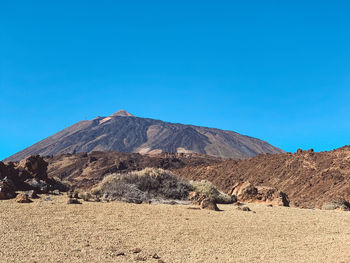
[43,151,221,189]
[175,147,350,208]
[40,147,350,208]
[4,110,284,161]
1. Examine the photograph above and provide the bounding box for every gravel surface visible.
[1,195,350,262]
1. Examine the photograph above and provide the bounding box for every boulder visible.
[15,193,32,203]
[0,178,16,200]
[18,155,48,181]
[230,181,289,207]
[200,198,219,211]
[231,181,258,200]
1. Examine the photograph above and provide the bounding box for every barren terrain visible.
[1,195,350,263]
[41,146,350,208]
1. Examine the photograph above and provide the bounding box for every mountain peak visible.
[110,110,134,117]
[4,111,284,162]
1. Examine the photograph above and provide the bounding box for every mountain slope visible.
[4,110,284,161]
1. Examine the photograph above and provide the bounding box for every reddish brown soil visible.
[45,147,350,208]
[45,151,221,189]
[174,147,350,208]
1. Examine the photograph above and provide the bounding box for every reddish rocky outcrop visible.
[230,181,289,207]
[174,146,350,208]
[0,156,66,200]
[10,145,348,208]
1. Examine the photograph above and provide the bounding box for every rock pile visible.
[0,155,68,200]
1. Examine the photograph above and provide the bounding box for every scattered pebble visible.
[152,253,160,259]
[132,248,142,253]
[134,255,146,261]
[187,207,200,210]
[237,206,251,212]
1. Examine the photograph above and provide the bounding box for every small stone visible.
[15,193,32,203]
[237,206,251,212]
[45,196,52,201]
[67,198,82,204]
[132,248,142,253]
[152,253,160,259]
[134,255,146,261]
[52,189,60,195]
[116,252,125,256]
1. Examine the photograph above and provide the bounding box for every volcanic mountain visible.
[4,110,284,161]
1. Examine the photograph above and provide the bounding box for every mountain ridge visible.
[4,111,284,161]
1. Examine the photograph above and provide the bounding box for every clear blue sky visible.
[1,0,350,160]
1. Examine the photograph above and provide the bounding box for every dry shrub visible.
[322,200,350,211]
[78,192,92,201]
[190,180,235,204]
[91,168,192,203]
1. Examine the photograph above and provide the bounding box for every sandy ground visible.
[1,195,350,263]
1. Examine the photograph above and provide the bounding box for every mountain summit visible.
[4,111,284,161]
[110,110,134,117]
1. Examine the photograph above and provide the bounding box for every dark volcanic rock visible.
[4,110,284,161]
[0,178,16,200]
[0,156,67,200]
